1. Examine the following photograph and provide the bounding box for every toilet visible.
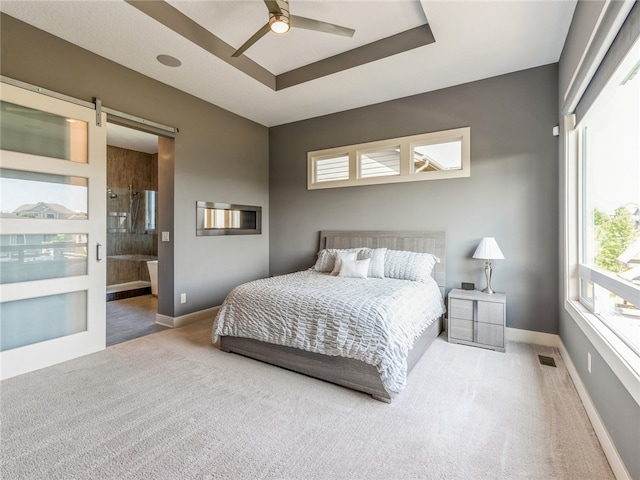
[146,260,158,296]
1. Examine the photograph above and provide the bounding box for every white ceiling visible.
[1,0,577,129]
[107,123,159,154]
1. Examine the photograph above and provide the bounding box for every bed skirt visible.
[219,315,443,403]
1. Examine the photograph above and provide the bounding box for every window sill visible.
[565,299,640,407]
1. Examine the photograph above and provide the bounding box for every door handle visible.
[96,243,103,261]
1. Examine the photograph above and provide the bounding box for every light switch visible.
[162,231,170,242]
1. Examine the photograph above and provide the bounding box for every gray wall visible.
[0,14,270,318]
[269,64,559,334]
[3,4,637,475]
[558,1,640,478]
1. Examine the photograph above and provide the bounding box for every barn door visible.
[0,82,106,379]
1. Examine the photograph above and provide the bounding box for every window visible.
[359,146,400,179]
[0,233,88,284]
[308,127,470,189]
[0,101,88,163]
[412,139,463,173]
[314,153,349,183]
[575,37,640,358]
[0,168,88,220]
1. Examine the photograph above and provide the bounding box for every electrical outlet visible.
[180,293,186,304]
[588,352,592,373]
[162,231,170,242]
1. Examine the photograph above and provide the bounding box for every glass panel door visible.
[0,100,88,163]
[0,83,106,380]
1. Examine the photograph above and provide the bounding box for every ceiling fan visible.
[232,0,355,57]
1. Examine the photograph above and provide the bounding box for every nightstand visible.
[447,288,506,352]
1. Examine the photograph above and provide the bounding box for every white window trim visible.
[307,127,470,190]
[565,300,640,406]
[563,114,640,407]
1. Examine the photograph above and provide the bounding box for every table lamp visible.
[472,237,504,294]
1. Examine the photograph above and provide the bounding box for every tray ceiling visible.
[1,1,577,127]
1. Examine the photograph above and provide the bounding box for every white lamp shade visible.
[472,237,505,260]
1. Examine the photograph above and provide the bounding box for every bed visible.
[212,230,446,402]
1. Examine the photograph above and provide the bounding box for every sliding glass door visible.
[0,83,106,379]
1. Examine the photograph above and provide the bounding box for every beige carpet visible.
[1,320,614,480]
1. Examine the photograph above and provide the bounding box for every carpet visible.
[1,319,614,479]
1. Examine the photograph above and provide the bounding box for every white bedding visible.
[212,269,445,397]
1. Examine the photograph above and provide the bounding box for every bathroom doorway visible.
[105,123,166,346]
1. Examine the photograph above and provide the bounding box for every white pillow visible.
[314,248,361,272]
[330,251,358,275]
[357,248,387,278]
[384,250,439,282]
[338,258,371,278]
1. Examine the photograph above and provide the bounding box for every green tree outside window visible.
[594,206,640,272]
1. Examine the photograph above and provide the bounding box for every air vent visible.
[538,355,556,367]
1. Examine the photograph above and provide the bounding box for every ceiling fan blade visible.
[232,23,271,57]
[290,15,355,37]
[263,0,283,15]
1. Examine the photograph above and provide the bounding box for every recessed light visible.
[156,54,182,67]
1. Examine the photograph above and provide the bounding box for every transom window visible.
[308,127,470,189]
[314,153,349,183]
[359,146,400,179]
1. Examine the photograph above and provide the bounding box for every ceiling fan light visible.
[269,14,290,34]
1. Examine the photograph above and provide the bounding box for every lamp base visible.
[482,260,496,294]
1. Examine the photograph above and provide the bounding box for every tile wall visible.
[106,145,158,286]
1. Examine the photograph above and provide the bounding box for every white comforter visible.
[212,269,445,397]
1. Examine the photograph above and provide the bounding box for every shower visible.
[105,124,161,307]
[106,186,141,233]
[129,185,140,234]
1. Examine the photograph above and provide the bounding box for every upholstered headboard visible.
[319,230,446,296]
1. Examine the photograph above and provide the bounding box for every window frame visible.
[564,109,640,404]
[574,109,640,361]
[307,127,470,190]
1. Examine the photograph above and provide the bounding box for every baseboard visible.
[156,306,220,328]
[506,327,559,347]
[558,339,631,480]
